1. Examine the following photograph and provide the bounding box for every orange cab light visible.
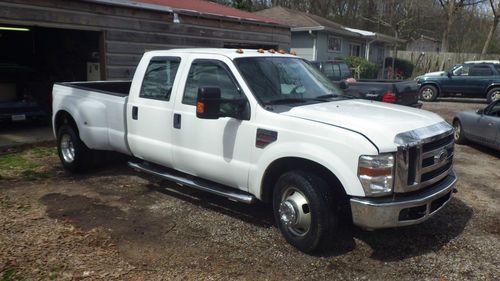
[278,49,286,54]
[289,51,297,56]
[268,49,276,54]
[236,48,244,54]
[196,102,205,113]
[257,48,265,53]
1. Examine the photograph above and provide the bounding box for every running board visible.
[128,162,257,204]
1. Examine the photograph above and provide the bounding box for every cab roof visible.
[145,48,297,60]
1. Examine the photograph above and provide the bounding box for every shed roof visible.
[254,6,360,37]
[83,0,281,25]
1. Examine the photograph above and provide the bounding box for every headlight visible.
[357,154,394,197]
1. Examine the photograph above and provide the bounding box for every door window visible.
[469,65,494,76]
[183,60,244,116]
[485,101,500,117]
[140,57,181,101]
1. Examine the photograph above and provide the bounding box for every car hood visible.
[422,71,446,77]
[281,99,448,152]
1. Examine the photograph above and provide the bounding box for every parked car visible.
[453,100,500,150]
[312,60,421,107]
[415,62,500,103]
[52,49,457,253]
[0,64,50,123]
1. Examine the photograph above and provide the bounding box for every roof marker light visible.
[269,49,276,54]
[257,48,265,53]
[236,48,244,54]
[278,49,286,54]
[289,51,297,56]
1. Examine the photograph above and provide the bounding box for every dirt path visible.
[0,100,499,280]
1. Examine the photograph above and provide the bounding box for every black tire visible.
[453,119,467,145]
[273,170,338,253]
[419,85,438,102]
[57,124,92,172]
[486,88,500,104]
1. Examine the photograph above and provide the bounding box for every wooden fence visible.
[390,50,500,76]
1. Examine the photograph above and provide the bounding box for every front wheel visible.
[57,125,92,172]
[273,171,338,253]
[453,119,467,145]
[419,85,438,101]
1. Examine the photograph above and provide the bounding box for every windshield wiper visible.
[265,98,309,105]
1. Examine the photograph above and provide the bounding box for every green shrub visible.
[384,57,414,79]
[344,56,379,79]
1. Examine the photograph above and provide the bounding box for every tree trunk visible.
[481,17,499,58]
[440,1,455,53]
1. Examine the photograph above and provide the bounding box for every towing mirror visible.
[196,87,221,119]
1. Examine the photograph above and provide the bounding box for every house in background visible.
[254,6,403,67]
[406,35,441,52]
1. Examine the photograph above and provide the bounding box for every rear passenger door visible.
[171,55,254,190]
[127,56,182,167]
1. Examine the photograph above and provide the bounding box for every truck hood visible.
[281,99,446,152]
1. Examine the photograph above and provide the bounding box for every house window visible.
[349,44,361,57]
[327,36,341,52]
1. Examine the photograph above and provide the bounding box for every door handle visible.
[173,113,181,129]
[132,106,138,120]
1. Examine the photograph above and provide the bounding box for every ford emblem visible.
[434,149,448,164]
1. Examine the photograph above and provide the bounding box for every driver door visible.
[474,101,500,149]
[171,55,255,190]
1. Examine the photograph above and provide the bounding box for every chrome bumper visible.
[350,171,457,229]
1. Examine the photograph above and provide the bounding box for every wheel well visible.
[54,110,78,135]
[260,157,348,206]
[485,85,500,96]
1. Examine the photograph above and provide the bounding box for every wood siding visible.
[0,0,290,79]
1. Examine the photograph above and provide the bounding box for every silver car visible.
[453,100,500,150]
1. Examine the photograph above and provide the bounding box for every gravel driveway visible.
[0,99,498,280]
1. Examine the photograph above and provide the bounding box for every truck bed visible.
[57,81,131,97]
[346,80,421,107]
[52,81,131,155]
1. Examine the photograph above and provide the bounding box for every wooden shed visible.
[0,0,290,83]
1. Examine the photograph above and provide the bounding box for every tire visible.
[453,119,467,145]
[273,170,338,253]
[419,85,438,102]
[486,88,500,104]
[57,124,92,172]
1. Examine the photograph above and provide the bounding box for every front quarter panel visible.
[248,110,379,199]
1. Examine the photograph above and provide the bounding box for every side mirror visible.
[196,87,221,119]
[476,109,484,115]
[338,80,349,90]
[447,71,452,78]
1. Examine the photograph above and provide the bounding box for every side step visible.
[128,162,257,204]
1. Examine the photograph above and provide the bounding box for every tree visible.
[481,0,500,57]
[437,0,485,52]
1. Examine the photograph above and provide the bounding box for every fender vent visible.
[256,129,277,148]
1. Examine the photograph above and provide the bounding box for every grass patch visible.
[0,146,57,181]
[0,269,25,281]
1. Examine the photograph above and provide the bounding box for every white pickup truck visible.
[52,49,457,252]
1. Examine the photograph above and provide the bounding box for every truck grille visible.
[395,130,454,193]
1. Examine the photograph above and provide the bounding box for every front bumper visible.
[350,171,457,229]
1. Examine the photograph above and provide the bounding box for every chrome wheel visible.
[60,134,75,163]
[453,122,461,141]
[491,90,500,102]
[279,187,311,236]
[421,88,434,100]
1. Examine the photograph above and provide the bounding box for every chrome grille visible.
[394,122,454,193]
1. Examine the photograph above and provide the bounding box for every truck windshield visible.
[234,57,345,105]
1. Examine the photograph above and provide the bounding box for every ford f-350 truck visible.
[52,49,457,253]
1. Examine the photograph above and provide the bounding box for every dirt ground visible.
[0,99,499,280]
